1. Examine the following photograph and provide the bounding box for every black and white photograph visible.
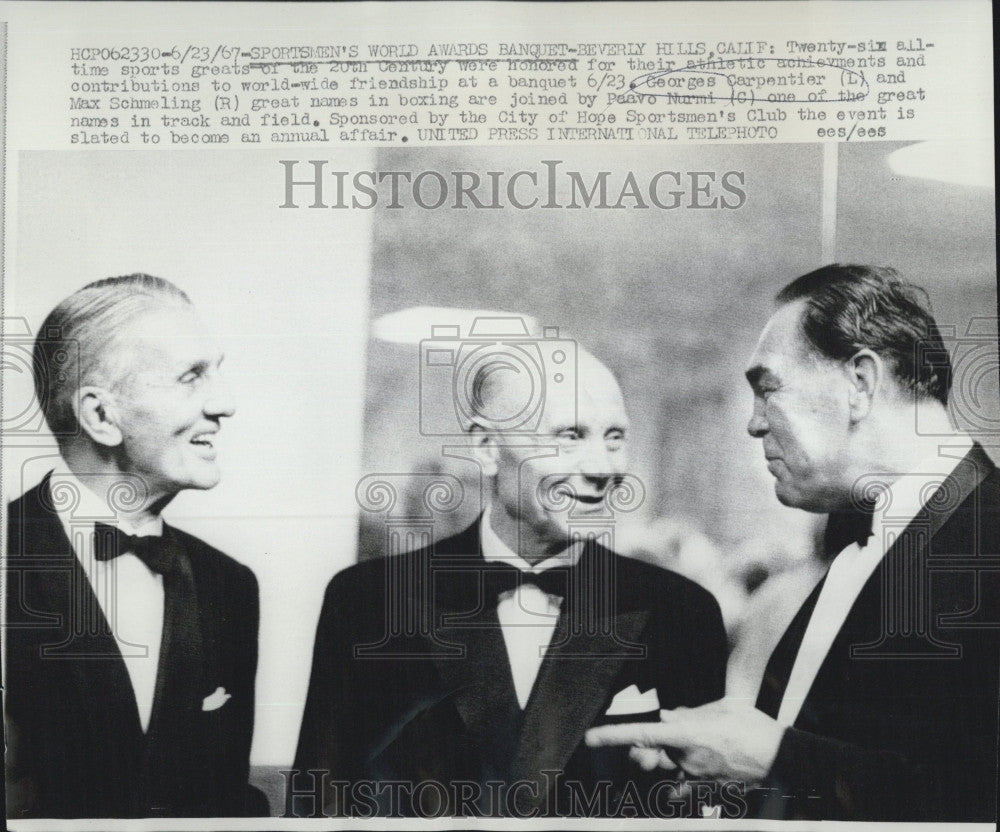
[1,1,997,829]
[5,138,998,824]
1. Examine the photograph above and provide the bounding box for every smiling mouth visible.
[190,433,216,449]
[563,491,607,513]
[544,485,607,510]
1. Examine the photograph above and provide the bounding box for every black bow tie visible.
[824,501,876,557]
[93,522,183,575]
[481,561,571,600]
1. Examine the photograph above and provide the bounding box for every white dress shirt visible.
[480,506,583,709]
[776,435,974,727]
[49,462,165,732]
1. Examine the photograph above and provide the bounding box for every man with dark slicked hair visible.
[588,264,1000,822]
[5,274,265,818]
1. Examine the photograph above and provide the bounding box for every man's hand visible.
[585,697,785,786]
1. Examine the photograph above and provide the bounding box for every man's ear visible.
[74,386,123,447]
[468,423,499,476]
[845,349,882,422]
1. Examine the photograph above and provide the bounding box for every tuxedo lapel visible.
[430,610,523,776]
[428,530,655,803]
[151,525,225,808]
[428,522,523,775]
[923,442,992,539]
[19,479,146,765]
[765,443,994,725]
[845,442,992,659]
[510,545,650,809]
[175,526,221,703]
[756,572,827,718]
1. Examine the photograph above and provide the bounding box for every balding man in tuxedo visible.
[292,343,727,818]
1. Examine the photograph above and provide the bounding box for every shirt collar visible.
[480,505,583,573]
[869,433,974,546]
[48,460,163,539]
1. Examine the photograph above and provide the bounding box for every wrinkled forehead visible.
[105,303,214,379]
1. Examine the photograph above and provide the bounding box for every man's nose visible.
[577,439,624,482]
[204,375,236,419]
[747,401,767,438]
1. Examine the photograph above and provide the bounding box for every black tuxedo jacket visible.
[4,475,263,819]
[292,520,727,818]
[753,442,1000,822]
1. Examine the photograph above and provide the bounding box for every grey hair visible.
[33,274,191,442]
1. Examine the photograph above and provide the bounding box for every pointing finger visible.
[629,746,661,771]
[585,721,674,748]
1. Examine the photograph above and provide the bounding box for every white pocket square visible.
[605,684,660,716]
[202,686,232,712]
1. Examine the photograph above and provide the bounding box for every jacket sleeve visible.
[236,568,265,815]
[698,590,728,704]
[4,640,42,818]
[761,725,933,821]
[759,634,998,822]
[668,579,728,707]
[289,575,355,817]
